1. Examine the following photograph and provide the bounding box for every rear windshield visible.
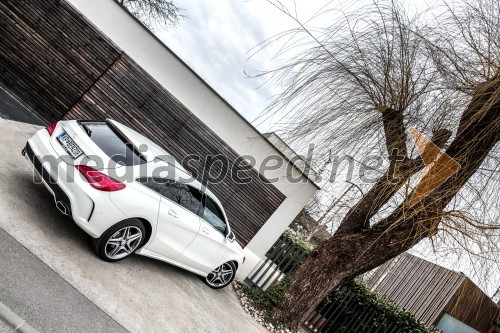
[81,122,146,166]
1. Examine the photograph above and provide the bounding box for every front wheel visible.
[92,219,145,262]
[203,261,236,289]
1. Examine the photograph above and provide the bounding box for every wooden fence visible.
[0,0,286,246]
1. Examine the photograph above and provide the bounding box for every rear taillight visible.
[45,121,58,136]
[74,165,126,191]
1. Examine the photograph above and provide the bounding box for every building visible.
[0,0,319,279]
[289,210,331,245]
[366,253,500,333]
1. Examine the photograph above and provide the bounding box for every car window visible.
[82,122,146,166]
[136,177,203,216]
[161,180,203,216]
[203,196,226,234]
[136,177,167,194]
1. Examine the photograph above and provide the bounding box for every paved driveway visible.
[0,119,266,333]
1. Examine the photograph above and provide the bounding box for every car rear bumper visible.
[24,129,128,238]
[24,142,73,217]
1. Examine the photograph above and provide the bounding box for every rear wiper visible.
[77,121,92,137]
[106,119,147,162]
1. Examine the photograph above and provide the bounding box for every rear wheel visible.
[92,219,145,262]
[203,261,236,289]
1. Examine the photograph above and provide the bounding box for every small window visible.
[203,196,226,234]
[161,180,203,216]
[137,177,167,194]
[136,177,203,216]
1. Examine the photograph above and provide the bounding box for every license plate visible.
[57,132,83,159]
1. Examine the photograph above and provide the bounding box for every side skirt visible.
[136,248,209,277]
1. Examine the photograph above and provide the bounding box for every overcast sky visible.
[156,0,327,132]
[156,0,431,132]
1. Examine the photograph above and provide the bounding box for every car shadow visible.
[0,87,44,125]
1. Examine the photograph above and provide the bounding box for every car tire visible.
[92,219,146,262]
[202,261,237,289]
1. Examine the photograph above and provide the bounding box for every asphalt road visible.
[0,229,128,333]
[0,92,265,332]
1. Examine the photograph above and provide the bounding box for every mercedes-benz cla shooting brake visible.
[23,119,244,289]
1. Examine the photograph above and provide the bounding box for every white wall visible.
[66,0,318,278]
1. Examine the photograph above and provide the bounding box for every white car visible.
[23,119,244,289]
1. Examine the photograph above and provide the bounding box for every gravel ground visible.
[233,283,291,333]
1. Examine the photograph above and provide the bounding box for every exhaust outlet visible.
[55,200,68,216]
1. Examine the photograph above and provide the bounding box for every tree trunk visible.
[274,78,500,331]
[272,236,352,327]
[274,226,424,329]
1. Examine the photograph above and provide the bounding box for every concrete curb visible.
[0,302,39,333]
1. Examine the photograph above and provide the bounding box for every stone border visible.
[0,302,39,333]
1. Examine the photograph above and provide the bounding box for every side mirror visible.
[226,231,235,243]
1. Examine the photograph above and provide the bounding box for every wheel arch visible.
[214,258,242,273]
[230,260,239,271]
[133,217,153,247]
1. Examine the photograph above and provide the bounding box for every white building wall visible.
[66,0,318,279]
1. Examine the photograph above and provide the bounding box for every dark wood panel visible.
[0,0,120,122]
[444,278,500,332]
[366,253,464,325]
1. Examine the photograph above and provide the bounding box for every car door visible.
[179,195,231,273]
[141,178,203,260]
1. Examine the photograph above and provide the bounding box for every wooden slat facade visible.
[444,278,500,333]
[367,253,464,325]
[0,0,287,246]
[0,0,121,121]
[366,253,500,332]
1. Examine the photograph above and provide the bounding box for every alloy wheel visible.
[205,262,235,288]
[104,226,143,260]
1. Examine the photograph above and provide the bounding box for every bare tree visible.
[251,0,500,330]
[118,0,183,30]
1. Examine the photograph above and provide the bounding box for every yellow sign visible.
[409,128,460,207]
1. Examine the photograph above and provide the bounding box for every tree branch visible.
[370,77,499,237]
[380,107,408,164]
[337,128,452,234]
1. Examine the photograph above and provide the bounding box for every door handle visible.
[201,227,210,234]
[168,209,178,218]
